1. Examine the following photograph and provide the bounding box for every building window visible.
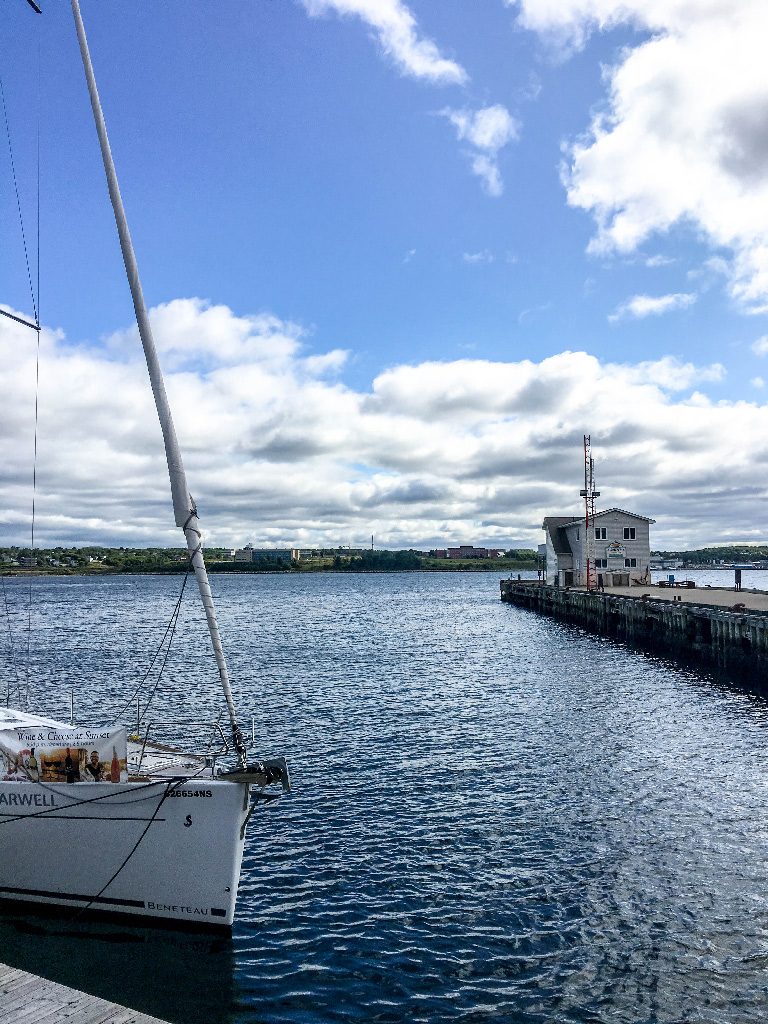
[595,558,607,568]
[624,557,637,568]
[595,527,607,540]
[623,527,636,540]
[576,529,579,540]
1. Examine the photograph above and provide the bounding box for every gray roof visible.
[542,516,574,555]
[559,507,656,529]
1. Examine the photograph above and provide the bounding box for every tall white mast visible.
[71,0,246,768]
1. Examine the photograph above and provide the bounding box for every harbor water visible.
[2,569,768,1023]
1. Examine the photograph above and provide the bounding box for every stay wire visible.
[110,567,190,727]
[1,54,42,711]
[65,760,214,925]
[0,73,38,323]
[36,34,40,333]
[0,750,215,826]
[0,776,180,826]
[24,39,42,710]
[25,324,41,710]
[134,592,184,731]
[1,577,21,706]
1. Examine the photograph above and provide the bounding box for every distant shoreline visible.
[0,562,538,578]
[1,564,759,579]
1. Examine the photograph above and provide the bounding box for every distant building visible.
[291,548,317,561]
[235,545,292,564]
[290,547,365,561]
[433,545,505,560]
[542,508,655,587]
[251,549,292,564]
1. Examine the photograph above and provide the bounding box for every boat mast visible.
[71,0,246,768]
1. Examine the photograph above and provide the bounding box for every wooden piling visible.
[500,580,768,682]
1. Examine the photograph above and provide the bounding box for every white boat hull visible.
[0,777,250,928]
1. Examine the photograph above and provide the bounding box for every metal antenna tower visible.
[579,435,600,591]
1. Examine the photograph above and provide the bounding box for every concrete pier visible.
[0,961,171,1023]
[500,580,768,680]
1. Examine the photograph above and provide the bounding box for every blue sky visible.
[2,1,768,550]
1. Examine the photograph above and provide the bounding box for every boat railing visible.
[129,718,231,777]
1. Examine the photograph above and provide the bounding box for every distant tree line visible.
[334,550,422,571]
[653,545,768,564]
[208,555,292,573]
[1,545,540,575]
[0,545,231,574]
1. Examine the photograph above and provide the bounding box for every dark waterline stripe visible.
[0,885,144,908]
[0,814,166,823]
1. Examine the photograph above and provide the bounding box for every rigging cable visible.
[24,39,42,710]
[24,314,41,711]
[1,577,21,707]
[0,55,42,712]
[0,74,38,324]
[110,567,190,727]
[134,582,187,730]
[0,775,178,826]
[65,761,215,925]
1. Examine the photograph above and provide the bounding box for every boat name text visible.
[0,791,55,808]
[147,901,210,916]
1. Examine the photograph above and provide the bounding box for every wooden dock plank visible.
[0,962,170,1024]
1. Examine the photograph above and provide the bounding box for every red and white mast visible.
[579,435,600,591]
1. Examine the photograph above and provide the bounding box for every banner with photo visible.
[0,727,127,783]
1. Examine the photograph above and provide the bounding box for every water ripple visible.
[3,571,768,1022]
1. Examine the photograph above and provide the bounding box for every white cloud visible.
[442,105,520,196]
[446,105,519,152]
[463,250,495,265]
[1,299,763,551]
[513,0,768,310]
[622,355,724,390]
[609,292,697,321]
[751,335,768,356]
[514,0,733,51]
[105,300,307,371]
[518,302,551,324]
[645,254,675,268]
[751,376,765,389]
[301,0,467,84]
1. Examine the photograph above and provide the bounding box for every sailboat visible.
[0,0,289,929]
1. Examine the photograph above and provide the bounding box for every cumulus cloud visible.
[301,0,467,84]
[442,105,520,196]
[513,0,768,310]
[513,0,729,51]
[751,335,768,356]
[3,299,765,551]
[609,292,697,321]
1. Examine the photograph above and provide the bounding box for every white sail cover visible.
[0,726,127,783]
